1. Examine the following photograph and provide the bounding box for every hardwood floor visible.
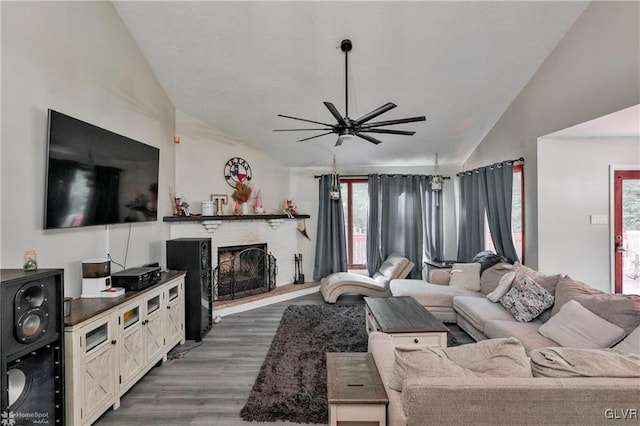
[94,292,472,426]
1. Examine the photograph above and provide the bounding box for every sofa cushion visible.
[483,319,557,355]
[390,279,483,308]
[550,275,603,317]
[470,250,509,274]
[530,347,640,378]
[500,276,555,322]
[376,253,414,280]
[449,263,481,291]
[453,296,515,333]
[539,300,626,348]
[480,262,516,295]
[389,337,532,391]
[614,326,640,355]
[486,271,516,302]
[574,293,640,336]
[512,263,562,296]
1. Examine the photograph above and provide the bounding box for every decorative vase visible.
[241,202,249,215]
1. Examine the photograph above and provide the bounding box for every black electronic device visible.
[166,238,212,341]
[111,266,161,291]
[1,269,65,425]
[44,109,160,229]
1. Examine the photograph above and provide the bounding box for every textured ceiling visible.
[113,1,588,168]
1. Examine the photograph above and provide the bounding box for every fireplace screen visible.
[214,244,276,301]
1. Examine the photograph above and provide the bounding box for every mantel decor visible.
[163,214,311,233]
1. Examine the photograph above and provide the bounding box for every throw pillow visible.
[500,275,555,322]
[389,337,532,391]
[530,347,640,378]
[480,262,515,295]
[550,275,603,317]
[512,263,562,296]
[614,326,640,355]
[486,271,516,302]
[539,300,626,348]
[470,250,509,274]
[574,293,640,336]
[449,263,481,291]
[377,253,411,279]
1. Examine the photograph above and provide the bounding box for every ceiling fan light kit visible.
[274,39,426,146]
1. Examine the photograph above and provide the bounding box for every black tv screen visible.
[44,110,160,229]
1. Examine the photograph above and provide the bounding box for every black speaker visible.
[166,238,212,341]
[1,269,64,425]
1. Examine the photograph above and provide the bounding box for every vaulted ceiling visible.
[113,1,589,168]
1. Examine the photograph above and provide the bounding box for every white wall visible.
[538,137,640,290]
[464,2,640,270]
[290,164,461,279]
[174,110,290,215]
[1,2,175,297]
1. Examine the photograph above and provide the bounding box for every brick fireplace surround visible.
[167,217,304,289]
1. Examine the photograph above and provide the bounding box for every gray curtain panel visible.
[380,175,427,279]
[423,180,443,261]
[456,169,487,262]
[366,174,382,275]
[485,162,519,262]
[313,174,347,281]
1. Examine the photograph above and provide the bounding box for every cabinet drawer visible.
[391,332,447,348]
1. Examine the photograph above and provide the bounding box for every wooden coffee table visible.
[326,352,388,426]
[364,296,449,348]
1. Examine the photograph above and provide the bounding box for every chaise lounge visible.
[320,253,414,303]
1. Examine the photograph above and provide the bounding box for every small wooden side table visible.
[326,352,388,426]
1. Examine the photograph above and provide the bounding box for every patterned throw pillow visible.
[500,276,555,322]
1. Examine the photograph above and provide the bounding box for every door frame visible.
[610,165,640,293]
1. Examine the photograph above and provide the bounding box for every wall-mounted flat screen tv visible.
[44,109,160,229]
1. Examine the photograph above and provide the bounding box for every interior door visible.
[614,170,640,294]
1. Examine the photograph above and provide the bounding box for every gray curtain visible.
[313,174,347,280]
[366,174,382,275]
[423,179,443,261]
[380,175,427,279]
[457,170,487,262]
[485,162,520,262]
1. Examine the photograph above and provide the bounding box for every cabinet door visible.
[144,290,164,363]
[118,302,145,389]
[164,278,184,349]
[82,316,117,422]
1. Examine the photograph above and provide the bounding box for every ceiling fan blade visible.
[360,116,426,128]
[355,132,383,145]
[277,114,333,127]
[354,102,397,125]
[273,128,333,132]
[359,128,416,136]
[323,102,347,126]
[296,131,335,142]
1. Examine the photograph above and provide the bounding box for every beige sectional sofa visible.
[371,260,640,424]
[369,332,640,425]
[390,262,640,354]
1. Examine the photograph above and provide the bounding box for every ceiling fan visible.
[274,39,426,146]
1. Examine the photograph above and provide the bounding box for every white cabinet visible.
[164,279,185,352]
[65,314,118,425]
[65,272,186,426]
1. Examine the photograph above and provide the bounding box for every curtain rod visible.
[456,157,524,177]
[313,174,451,180]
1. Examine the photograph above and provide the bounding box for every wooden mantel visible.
[163,214,310,233]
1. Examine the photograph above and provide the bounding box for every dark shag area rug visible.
[240,305,367,424]
[240,304,458,424]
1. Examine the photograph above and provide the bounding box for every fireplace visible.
[214,243,276,301]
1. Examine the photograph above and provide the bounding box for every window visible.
[340,178,369,269]
[485,163,524,262]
